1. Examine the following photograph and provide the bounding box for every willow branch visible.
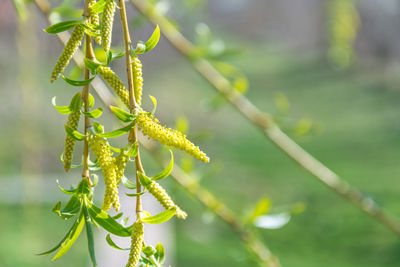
[33,1,280,265]
[128,0,400,235]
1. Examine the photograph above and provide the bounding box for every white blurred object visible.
[253,213,291,230]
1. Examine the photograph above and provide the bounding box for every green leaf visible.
[69,92,82,112]
[142,245,156,256]
[149,95,157,115]
[139,25,160,54]
[106,234,130,250]
[88,205,131,237]
[126,142,138,157]
[97,123,135,138]
[121,176,136,190]
[112,213,123,220]
[65,125,86,141]
[154,243,165,263]
[53,195,81,220]
[138,172,152,187]
[125,191,145,197]
[108,144,122,153]
[62,75,96,86]
[90,0,106,13]
[247,197,271,224]
[105,51,113,66]
[83,206,98,267]
[142,209,176,224]
[52,213,85,261]
[44,20,81,34]
[88,94,95,108]
[110,106,136,123]
[152,150,173,181]
[92,121,104,134]
[84,59,101,75]
[52,97,71,115]
[90,174,99,187]
[83,108,103,118]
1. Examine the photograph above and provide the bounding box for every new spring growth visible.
[115,150,130,185]
[50,24,85,83]
[63,110,81,172]
[139,172,187,219]
[132,55,143,106]
[126,220,144,267]
[97,66,130,108]
[136,112,210,163]
[89,135,120,211]
[101,0,116,52]
[88,0,101,45]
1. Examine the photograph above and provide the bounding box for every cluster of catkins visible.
[51,0,209,266]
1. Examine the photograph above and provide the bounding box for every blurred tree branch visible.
[129,0,400,235]
[32,0,281,266]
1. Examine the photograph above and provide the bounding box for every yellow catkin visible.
[101,0,116,52]
[63,110,81,172]
[88,0,101,44]
[126,221,144,267]
[115,152,129,185]
[147,181,187,219]
[136,113,209,163]
[50,24,85,83]
[97,66,130,108]
[89,135,120,211]
[132,56,143,106]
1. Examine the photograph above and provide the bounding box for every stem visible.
[81,0,94,182]
[118,0,145,213]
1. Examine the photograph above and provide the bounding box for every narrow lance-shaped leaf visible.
[149,95,157,115]
[87,205,131,237]
[83,205,98,267]
[142,209,177,224]
[69,92,82,112]
[91,0,106,13]
[83,107,103,118]
[52,213,85,261]
[84,58,101,75]
[65,125,86,141]
[106,234,130,250]
[97,123,135,138]
[152,150,173,181]
[52,97,71,115]
[110,106,136,123]
[62,75,96,86]
[121,176,136,190]
[154,243,165,264]
[136,25,160,54]
[44,20,82,34]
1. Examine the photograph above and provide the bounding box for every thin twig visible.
[33,1,281,265]
[128,0,400,235]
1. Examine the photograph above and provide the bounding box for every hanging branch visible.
[32,1,281,265]
[128,0,400,236]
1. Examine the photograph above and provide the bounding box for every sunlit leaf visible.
[97,123,135,138]
[154,242,165,264]
[122,176,136,190]
[52,97,71,115]
[125,191,145,197]
[148,95,157,115]
[83,107,103,118]
[65,125,86,141]
[152,150,173,181]
[90,0,106,13]
[126,142,138,157]
[142,209,176,224]
[88,205,131,237]
[247,197,271,224]
[136,25,160,54]
[83,206,98,267]
[52,213,85,261]
[110,106,136,123]
[106,234,130,250]
[62,75,96,86]
[142,245,156,256]
[44,20,81,34]
[88,94,95,108]
[84,58,101,75]
[69,92,82,112]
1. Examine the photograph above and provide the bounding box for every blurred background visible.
[2,0,400,266]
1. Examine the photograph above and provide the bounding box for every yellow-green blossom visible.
[115,151,129,185]
[50,24,85,83]
[126,221,144,267]
[63,110,81,172]
[97,66,130,108]
[136,113,209,163]
[101,0,116,52]
[132,56,143,106]
[88,0,101,44]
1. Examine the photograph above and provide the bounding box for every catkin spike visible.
[115,151,129,185]
[145,180,187,219]
[89,135,120,211]
[88,0,101,45]
[97,66,130,108]
[50,24,85,83]
[126,221,144,267]
[136,113,210,163]
[132,56,143,106]
[63,110,81,172]
[101,0,116,52]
